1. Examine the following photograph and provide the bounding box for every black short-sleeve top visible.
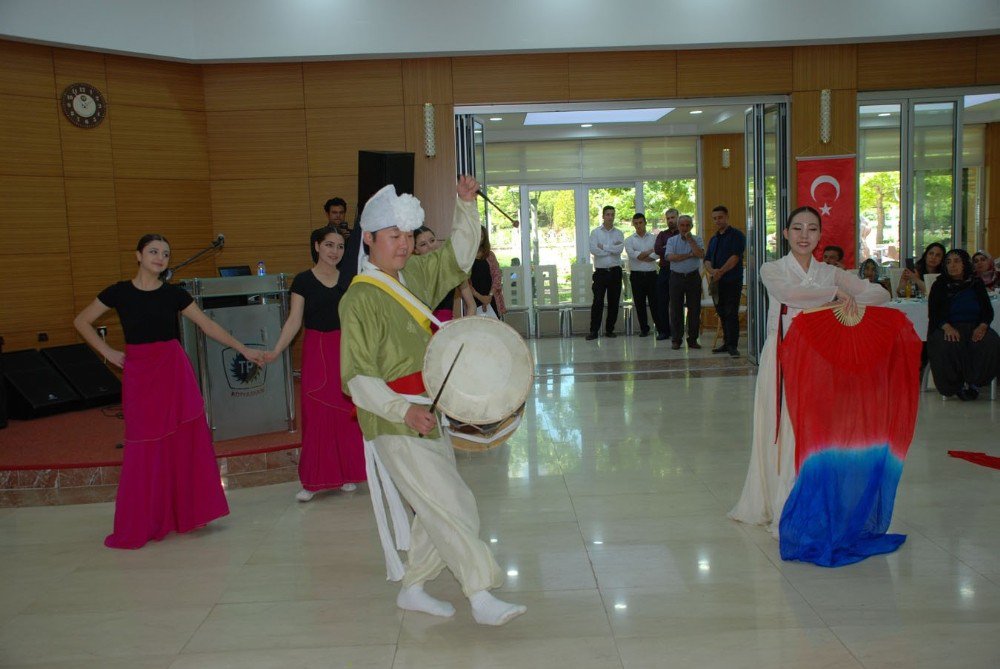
[97,281,193,344]
[291,270,344,332]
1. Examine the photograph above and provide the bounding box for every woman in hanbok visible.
[728,206,890,537]
[74,234,265,548]
[266,226,365,501]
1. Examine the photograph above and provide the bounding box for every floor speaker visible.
[2,349,82,419]
[42,344,122,407]
[356,151,415,219]
[0,342,6,429]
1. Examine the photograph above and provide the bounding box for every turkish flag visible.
[796,156,856,268]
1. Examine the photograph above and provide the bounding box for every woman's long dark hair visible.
[915,242,947,276]
[136,233,169,253]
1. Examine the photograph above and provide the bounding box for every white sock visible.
[396,584,455,618]
[340,483,357,492]
[469,590,526,626]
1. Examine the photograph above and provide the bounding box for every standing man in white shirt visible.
[587,205,625,340]
[624,212,659,337]
[664,214,705,350]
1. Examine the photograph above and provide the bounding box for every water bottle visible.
[257,260,266,276]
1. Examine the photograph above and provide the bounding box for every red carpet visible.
[947,450,1000,470]
[0,387,302,471]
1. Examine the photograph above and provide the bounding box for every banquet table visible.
[883,296,1000,341]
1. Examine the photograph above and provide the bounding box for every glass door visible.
[526,188,579,309]
[745,102,788,364]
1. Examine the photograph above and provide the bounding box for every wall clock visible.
[60,83,107,128]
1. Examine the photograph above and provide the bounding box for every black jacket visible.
[927,277,994,337]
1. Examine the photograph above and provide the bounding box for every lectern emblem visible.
[221,345,266,391]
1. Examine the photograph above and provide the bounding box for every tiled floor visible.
[0,336,998,668]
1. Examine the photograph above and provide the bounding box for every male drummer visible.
[339,176,526,626]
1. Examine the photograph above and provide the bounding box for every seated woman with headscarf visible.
[926,249,1000,401]
[972,250,999,292]
[858,258,891,294]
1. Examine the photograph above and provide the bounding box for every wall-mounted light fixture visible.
[423,103,436,157]
[819,89,832,144]
[721,148,731,169]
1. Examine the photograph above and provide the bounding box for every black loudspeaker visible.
[42,344,122,407]
[2,350,82,419]
[0,337,6,428]
[356,150,415,219]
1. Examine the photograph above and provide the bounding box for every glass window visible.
[858,104,902,265]
[642,180,697,229]
[912,102,956,253]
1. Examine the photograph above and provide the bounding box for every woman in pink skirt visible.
[265,226,365,502]
[74,234,265,549]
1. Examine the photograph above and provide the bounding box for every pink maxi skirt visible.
[299,329,365,490]
[106,340,229,549]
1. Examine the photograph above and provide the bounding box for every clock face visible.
[60,83,107,128]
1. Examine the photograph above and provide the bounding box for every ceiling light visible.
[523,108,673,126]
[580,123,593,128]
[489,116,503,121]
[878,113,891,117]
[689,110,703,115]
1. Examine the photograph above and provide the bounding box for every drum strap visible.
[352,272,443,335]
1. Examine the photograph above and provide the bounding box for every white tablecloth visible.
[883,297,1000,341]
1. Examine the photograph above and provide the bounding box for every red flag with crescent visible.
[796,156,856,268]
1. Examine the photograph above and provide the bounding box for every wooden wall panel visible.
[0,41,54,98]
[209,178,311,248]
[453,54,570,104]
[0,95,64,176]
[404,103,458,234]
[52,49,115,179]
[568,51,677,101]
[204,63,305,111]
[114,179,212,250]
[105,56,204,110]
[207,109,308,179]
[402,58,454,105]
[65,178,118,253]
[215,243,313,281]
[793,45,857,92]
[700,134,746,233]
[976,35,1000,85]
[0,254,75,340]
[303,60,404,109]
[69,250,122,312]
[790,89,857,164]
[985,123,1000,258]
[110,106,210,180]
[308,175,358,228]
[678,48,792,97]
[305,106,406,176]
[857,39,977,91]
[0,176,68,252]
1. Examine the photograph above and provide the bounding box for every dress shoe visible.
[585,332,599,341]
[656,333,670,341]
[671,342,682,350]
[712,345,729,354]
[728,347,740,357]
[605,331,617,338]
[639,329,650,337]
[688,341,702,349]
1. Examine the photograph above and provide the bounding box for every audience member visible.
[926,249,1000,400]
[858,258,891,293]
[625,212,658,337]
[972,250,999,291]
[587,205,625,340]
[324,197,350,236]
[665,214,704,350]
[822,245,845,269]
[704,205,746,356]
[899,242,946,297]
[653,208,680,340]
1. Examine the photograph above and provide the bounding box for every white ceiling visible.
[1,0,997,62]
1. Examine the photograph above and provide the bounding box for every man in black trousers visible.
[653,208,679,340]
[704,205,746,356]
[587,205,625,340]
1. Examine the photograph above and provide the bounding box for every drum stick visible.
[420,344,464,438]
[476,190,519,227]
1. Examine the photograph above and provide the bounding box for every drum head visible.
[423,316,533,425]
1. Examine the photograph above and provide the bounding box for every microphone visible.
[213,233,225,248]
[159,267,174,282]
